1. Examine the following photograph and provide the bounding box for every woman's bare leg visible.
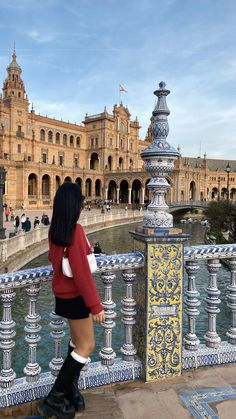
[68,314,95,358]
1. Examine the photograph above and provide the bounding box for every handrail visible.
[184,243,236,260]
[0,252,145,290]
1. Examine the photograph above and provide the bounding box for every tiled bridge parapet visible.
[1,243,236,410]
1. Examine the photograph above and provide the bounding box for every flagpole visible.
[119,86,121,104]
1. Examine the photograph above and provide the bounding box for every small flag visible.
[119,84,127,93]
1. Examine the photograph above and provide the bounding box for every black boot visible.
[67,341,85,411]
[38,353,85,419]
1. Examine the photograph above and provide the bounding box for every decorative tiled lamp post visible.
[131,82,188,381]
[0,167,6,240]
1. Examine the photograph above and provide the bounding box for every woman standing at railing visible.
[38,182,105,419]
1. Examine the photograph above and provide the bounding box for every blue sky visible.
[0,0,236,159]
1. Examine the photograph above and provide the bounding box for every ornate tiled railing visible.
[0,252,144,408]
[2,243,236,409]
[183,243,236,370]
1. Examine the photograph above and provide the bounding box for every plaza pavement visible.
[5,363,236,418]
[70,363,236,419]
[2,207,132,237]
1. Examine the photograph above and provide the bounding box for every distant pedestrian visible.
[9,202,12,211]
[5,207,10,221]
[21,213,26,230]
[24,217,31,232]
[41,213,46,224]
[10,210,15,222]
[34,216,40,228]
[14,215,20,233]
[43,214,50,226]
[21,202,24,210]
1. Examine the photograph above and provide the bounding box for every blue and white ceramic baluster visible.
[49,311,66,376]
[24,284,42,382]
[184,260,200,351]
[120,269,137,361]
[0,289,16,388]
[226,258,236,344]
[99,271,116,365]
[204,259,221,348]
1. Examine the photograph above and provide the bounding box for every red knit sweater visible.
[48,223,103,315]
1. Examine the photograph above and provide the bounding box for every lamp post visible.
[0,167,6,239]
[217,176,221,202]
[226,162,231,202]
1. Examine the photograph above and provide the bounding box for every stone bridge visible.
[169,200,207,213]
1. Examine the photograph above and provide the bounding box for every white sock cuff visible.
[69,340,76,348]
[71,350,88,364]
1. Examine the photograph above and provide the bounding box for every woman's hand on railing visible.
[93,310,105,324]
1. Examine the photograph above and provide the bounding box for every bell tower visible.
[2,49,28,107]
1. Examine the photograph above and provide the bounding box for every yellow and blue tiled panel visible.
[133,239,183,381]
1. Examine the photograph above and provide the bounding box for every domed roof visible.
[7,51,21,71]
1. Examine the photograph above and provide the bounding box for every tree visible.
[204,200,236,242]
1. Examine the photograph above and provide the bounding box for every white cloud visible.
[27,30,56,43]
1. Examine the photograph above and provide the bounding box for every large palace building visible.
[0,51,236,209]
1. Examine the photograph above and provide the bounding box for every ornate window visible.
[56,132,60,144]
[48,131,53,143]
[40,129,45,141]
[70,135,74,146]
[76,136,80,147]
[63,134,67,146]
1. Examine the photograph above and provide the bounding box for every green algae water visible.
[7,222,231,376]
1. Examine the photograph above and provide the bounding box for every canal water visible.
[7,222,231,376]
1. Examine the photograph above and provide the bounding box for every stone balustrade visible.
[1,244,236,409]
[0,252,144,408]
[0,210,143,267]
[0,244,236,408]
[183,243,236,370]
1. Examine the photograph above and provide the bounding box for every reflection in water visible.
[6,222,231,376]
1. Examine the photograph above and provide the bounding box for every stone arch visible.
[221,187,227,200]
[28,173,37,197]
[189,180,196,200]
[132,179,142,205]
[230,188,236,199]
[108,156,113,171]
[119,157,124,170]
[90,153,99,170]
[108,180,117,201]
[85,178,92,197]
[95,179,101,197]
[75,177,82,191]
[42,174,50,198]
[120,179,129,203]
[64,176,72,182]
[56,175,61,190]
[212,187,218,200]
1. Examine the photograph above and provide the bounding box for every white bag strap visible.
[85,235,91,250]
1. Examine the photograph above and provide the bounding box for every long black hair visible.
[50,182,84,246]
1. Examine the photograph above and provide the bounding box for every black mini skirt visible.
[55,295,91,320]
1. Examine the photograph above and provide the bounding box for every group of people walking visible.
[2,203,51,235]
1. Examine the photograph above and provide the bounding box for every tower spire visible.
[3,49,27,103]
